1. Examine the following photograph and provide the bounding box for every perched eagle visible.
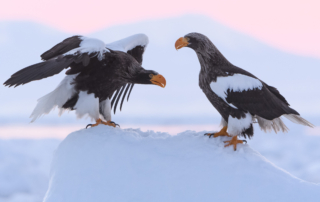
[4,34,166,128]
[175,32,313,150]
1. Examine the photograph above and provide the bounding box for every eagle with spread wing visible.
[4,34,166,128]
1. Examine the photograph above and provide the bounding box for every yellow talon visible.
[205,126,231,138]
[224,136,245,151]
[86,119,118,128]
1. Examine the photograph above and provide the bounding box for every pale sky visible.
[1,0,319,57]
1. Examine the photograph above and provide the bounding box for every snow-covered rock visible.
[44,126,320,202]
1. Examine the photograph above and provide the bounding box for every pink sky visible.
[1,0,319,58]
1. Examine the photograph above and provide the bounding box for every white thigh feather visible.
[30,75,77,122]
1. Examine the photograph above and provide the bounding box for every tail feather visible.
[283,114,314,128]
[256,116,288,133]
[30,75,77,122]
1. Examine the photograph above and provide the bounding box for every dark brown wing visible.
[4,36,105,87]
[41,36,83,60]
[225,84,299,120]
[127,45,145,65]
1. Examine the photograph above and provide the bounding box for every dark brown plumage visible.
[4,34,166,127]
[175,32,313,150]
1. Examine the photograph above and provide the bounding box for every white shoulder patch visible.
[105,34,149,52]
[64,37,108,60]
[210,73,263,107]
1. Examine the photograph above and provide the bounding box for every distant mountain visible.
[1,15,319,124]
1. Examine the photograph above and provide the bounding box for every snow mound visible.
[44,126,320,202]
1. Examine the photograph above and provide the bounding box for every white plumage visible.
[210,74,263,104]
[105,34,149,52]
[30,74,77,122]
[228,112,253,136]
[64,37,108,60]
[74,91,99,120]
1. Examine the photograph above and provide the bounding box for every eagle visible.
[175,32,313,150]
[4,34,166,128]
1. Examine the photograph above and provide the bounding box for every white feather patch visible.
[99,99,111,121]
[74,91,99,120]
[64,37,108,60]
[30,75,77,122]
[227,112,253,136]
[105,34,149,52]
[210,74,263,108]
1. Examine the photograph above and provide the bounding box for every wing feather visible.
[4,57,73,87]
[41,36,82,60]
[225,85,299,120]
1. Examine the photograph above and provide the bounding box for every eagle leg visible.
[204,126,231,138]
[86,119,120,128]
[224,136,245,151]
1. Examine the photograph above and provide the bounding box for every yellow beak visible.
[175,37,189,50]
[150,74,166,88]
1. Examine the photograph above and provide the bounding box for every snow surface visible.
[0,139,60,202]
[43,126,320,202]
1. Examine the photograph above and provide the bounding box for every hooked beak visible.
[150,74,166,88]
[175,37,189,50]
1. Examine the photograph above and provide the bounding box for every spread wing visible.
[4,36,108,87]
[107,34,149,113]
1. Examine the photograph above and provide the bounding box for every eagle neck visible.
[197,49,231,89]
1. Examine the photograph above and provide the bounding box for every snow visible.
[42,126,320,202]
[105,33,149,52]
[0,139,60,202]
[228,112,253,136]
[209,74,263,107]
[64,37,108,60]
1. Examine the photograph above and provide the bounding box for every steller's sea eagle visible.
[175,32,313,150]
[4,34,166,128]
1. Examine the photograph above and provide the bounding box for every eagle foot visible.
[102,120,120,128]
[224,136,245,151]
[204,126,231,138]
[85,119,120,129]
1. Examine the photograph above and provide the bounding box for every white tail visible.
[256,116,289,133]
[283,114,314,128]
[30,75,77,122]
